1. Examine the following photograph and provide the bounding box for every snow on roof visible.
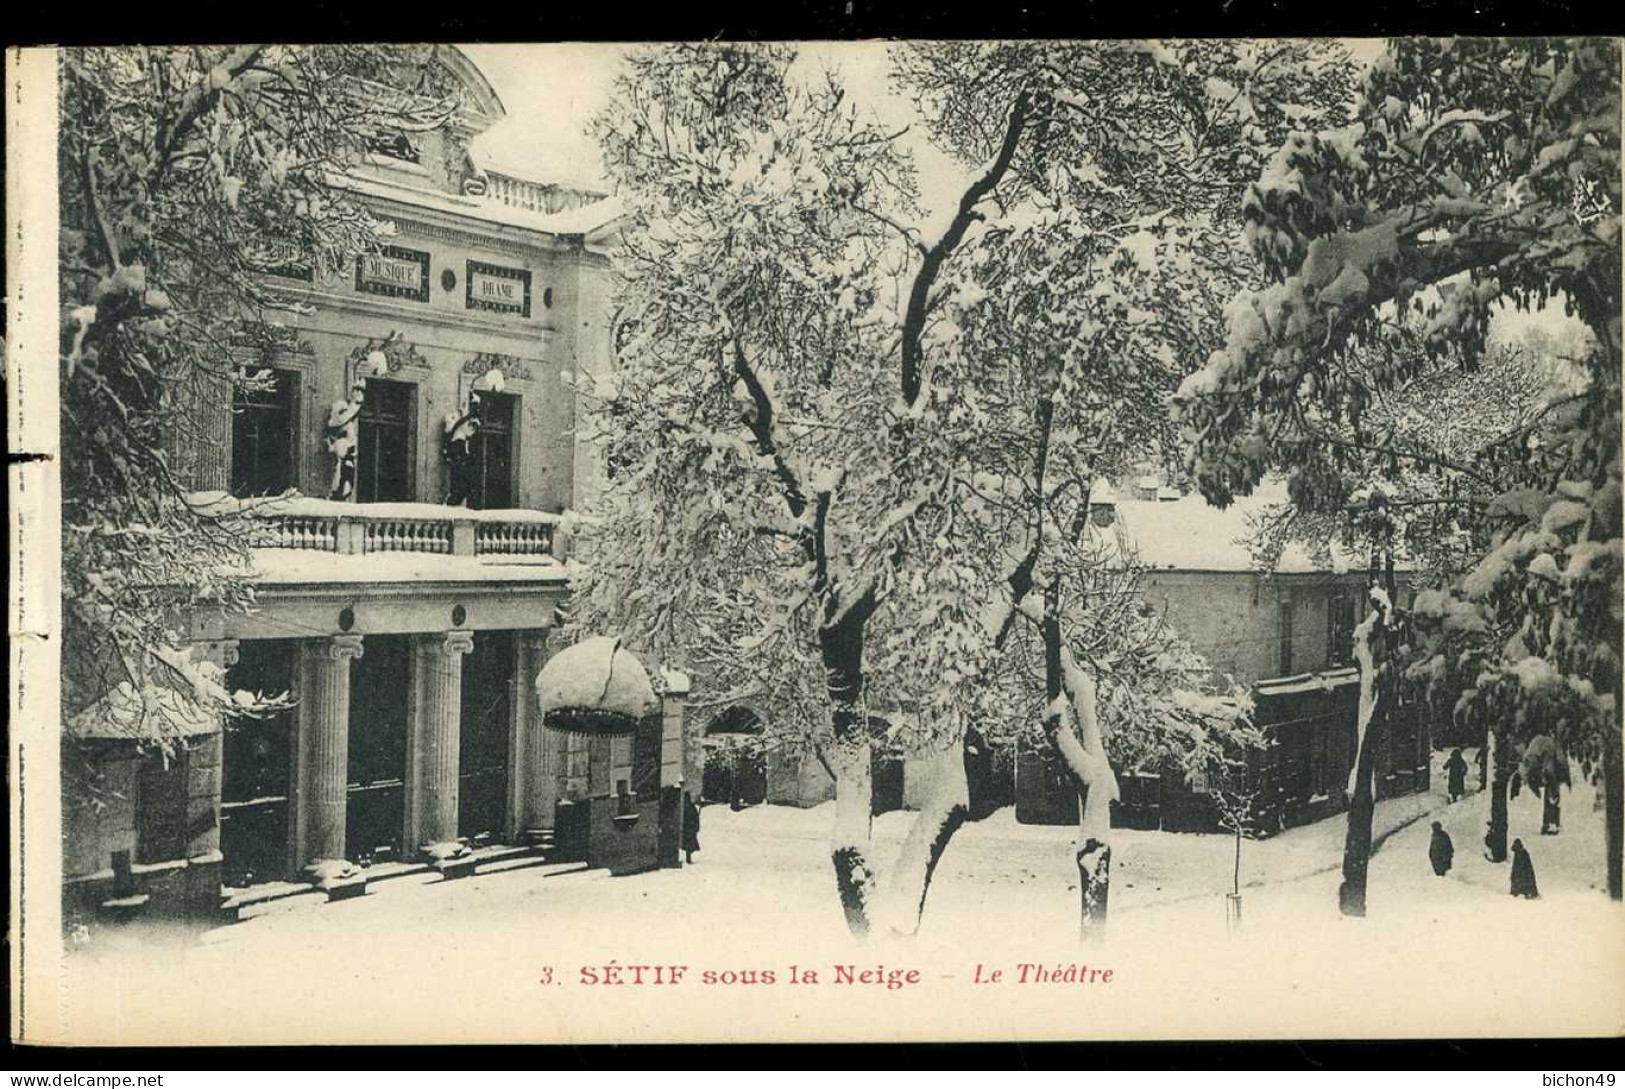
[68,647,226,741]
[467,121,607,196]
[1110,480,1363,575]
[68,681,220,741]
[537,636,658,718]
[329,171,623,239]
[1255,667,1361,697]
[249,550,567,586]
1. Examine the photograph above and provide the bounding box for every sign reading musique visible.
[356,247,430,301]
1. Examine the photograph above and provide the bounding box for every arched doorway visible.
[702,707,767,809]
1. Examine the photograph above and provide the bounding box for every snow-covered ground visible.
[61,754,1625,1044]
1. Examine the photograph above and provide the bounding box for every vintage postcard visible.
[8,38,1625,1046]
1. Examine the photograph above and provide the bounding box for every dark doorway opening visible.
[231,369,299,498]
[871,750,905,816]
[347,634,410,863]
[357,379,415,503]
[702,708,766,808]
[221,640,296,886]
[459,631,514,842]
[469,392,516,510]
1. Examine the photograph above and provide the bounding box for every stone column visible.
[185,640,238,871]
[296,634,363,866]
[517,629,562,835]
[411,630,475,853]
[660,669,693,795]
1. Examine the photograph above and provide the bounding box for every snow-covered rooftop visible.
[537,636,659,720]
[468,122,608,197]
[330,171,624,239]
[1110,481,1363,575]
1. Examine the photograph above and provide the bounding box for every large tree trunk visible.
[1339,590,1390,917]
[878,741,970,938]
[821,596,878,938]
[1338,707,1382,916]
[829,738,876,938]
[1042,598,1119,940]
[1485,729,1509,863]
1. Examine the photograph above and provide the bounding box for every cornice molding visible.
[266,281,565,343]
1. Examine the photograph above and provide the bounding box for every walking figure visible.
[1428,821,1454,876]
[682,792,701,864]
[1510,838,1540,899]
[1446,748,1468,802]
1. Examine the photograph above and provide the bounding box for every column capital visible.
[439,629,475,657]
[327,633,365,661]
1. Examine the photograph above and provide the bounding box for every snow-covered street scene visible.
[15,35,1625,1045]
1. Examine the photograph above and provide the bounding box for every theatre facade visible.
[62,50,695,923]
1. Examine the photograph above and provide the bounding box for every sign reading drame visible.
[467,260,533,318]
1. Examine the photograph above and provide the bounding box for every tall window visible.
[469,392,516,510]
[231,369,298,497]
[1278,594,1296,676]
[1328,591,1358,668]
[357,379,414,503]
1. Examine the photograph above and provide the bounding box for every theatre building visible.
[62,49,691,925]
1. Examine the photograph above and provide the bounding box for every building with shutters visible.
[61,48,695,926]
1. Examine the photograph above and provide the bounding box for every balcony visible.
[186,495,573,641]
[193,494,565,569]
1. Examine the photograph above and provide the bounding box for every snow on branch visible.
[900,89,1034,408]
[1055,648,1121,839]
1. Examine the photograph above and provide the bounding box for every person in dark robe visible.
[1541,782,1562,835]
[1510,768,1523,800]
[1446,748,1469,802]
[1510,838,1540,899]
[682,792,701,864]
[1428,821,1454,876]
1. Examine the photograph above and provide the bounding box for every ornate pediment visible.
[465,351,533,383]
[350,331,430,374]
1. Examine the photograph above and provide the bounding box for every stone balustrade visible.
[210,494,560,560]
[475,520,554,557]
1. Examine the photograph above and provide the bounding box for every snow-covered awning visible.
[536,636,658,737]
[1255,667,1361,698]
[67,647,226,742]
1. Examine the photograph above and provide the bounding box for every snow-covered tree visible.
[59,47,457,760]
[578,40,1343,940]
[1177,37,1622,904]
[577,43,973,938]
[889,38,1347,933]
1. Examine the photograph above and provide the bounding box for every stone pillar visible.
[661,669,694,795]
[517,629,562,835]
[295,634,363,866]
[184,640,239,857]
[410,630,474,853]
